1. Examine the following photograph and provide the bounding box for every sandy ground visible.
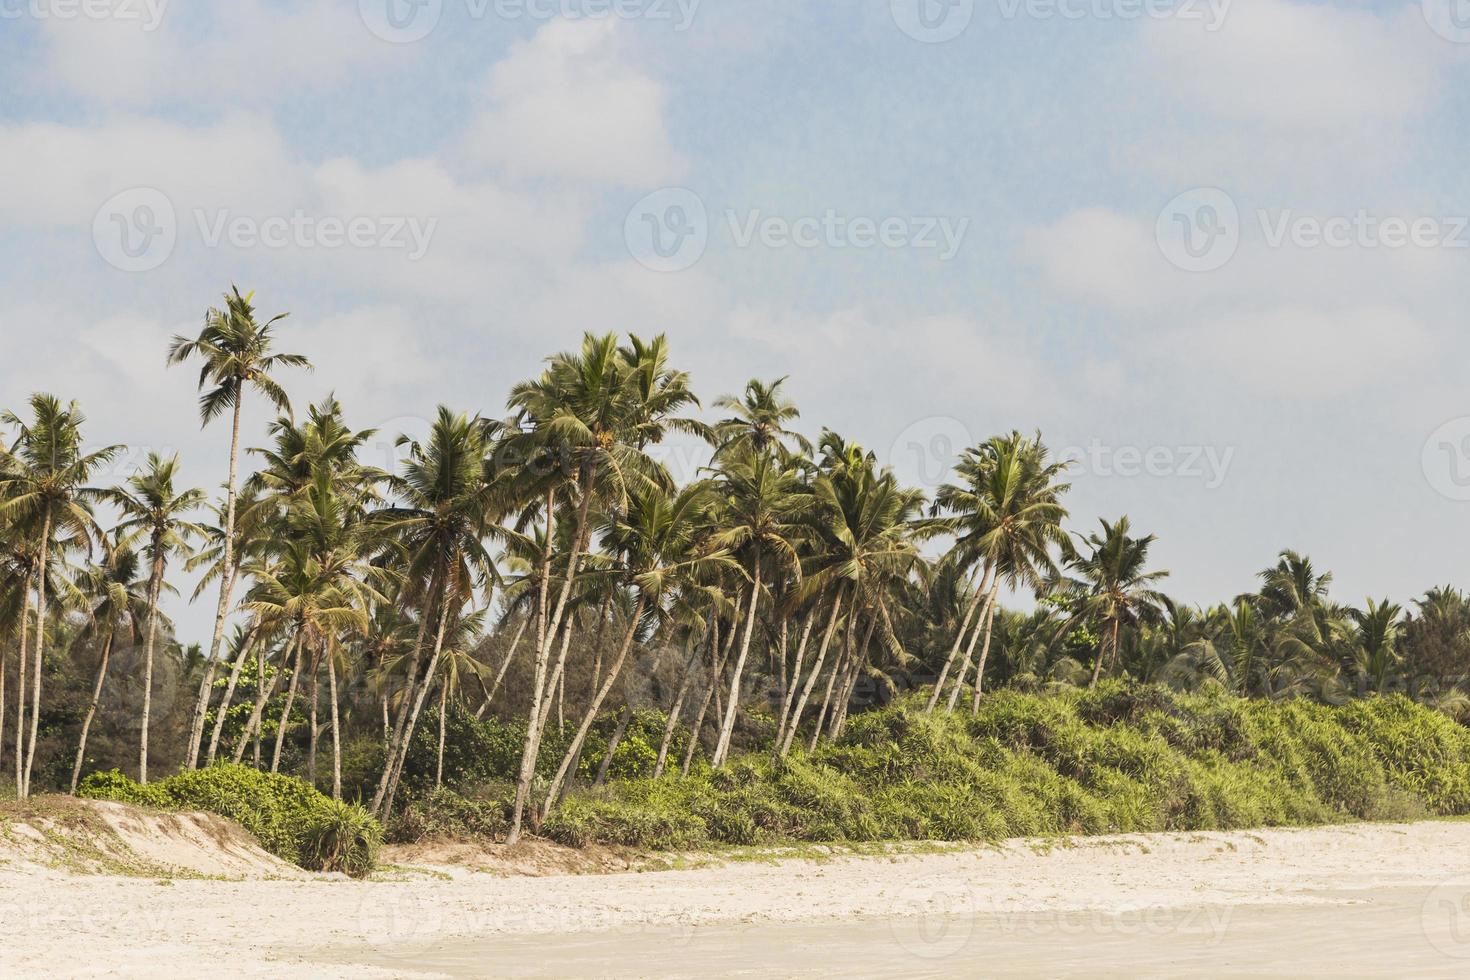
[7,820,1470,977]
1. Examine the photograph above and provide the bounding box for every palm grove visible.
[2,287,1466,834]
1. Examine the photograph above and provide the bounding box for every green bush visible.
[79,764,380,877]
[527,684,1470,851]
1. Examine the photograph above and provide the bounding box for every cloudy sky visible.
[3,0,1469,641]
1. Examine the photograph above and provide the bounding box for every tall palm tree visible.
[932,432,1070,712]
[542,482,733,810]
[69,546,149,792]
[712,377,812,460]
[0,394,121,797]
[1062,517,1172,688]
[168,285,310,769]
[370,408,501,817]
[104,453,207,783]
[503,333,690,843]
[707,447,810,766]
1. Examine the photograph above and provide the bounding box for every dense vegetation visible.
[4,285,1470,854]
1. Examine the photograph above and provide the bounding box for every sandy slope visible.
[5,819,1470,977]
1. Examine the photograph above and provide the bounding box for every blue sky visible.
[3,0,1470,641]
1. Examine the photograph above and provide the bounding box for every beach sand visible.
[6,820,1470,977]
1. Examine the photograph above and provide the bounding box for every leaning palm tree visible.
[0,394,121,797]
[169,285,310,769]
[1062,517,1172,688]
[104,453,207,783]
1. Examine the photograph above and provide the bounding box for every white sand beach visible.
[6,818,1470,978]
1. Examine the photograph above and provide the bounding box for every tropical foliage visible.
[4,286,1469,852]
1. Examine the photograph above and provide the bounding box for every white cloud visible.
[462,18,685,186]
[38,0,393,106]
[1160,306,1431,398]
[1145,0,1438,131]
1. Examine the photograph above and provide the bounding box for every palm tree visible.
[712,377,812,460]
[1062,517,1171,688]
[69,546,149,792]
[168,285,310,769]
[541,482,733,811]
[1351,598,1404,694]
[932,433,1070,712]
[0,394,121,797]
[370,408,501,817]
[707,447,810,766]
[104,453,207,783]
[503,333,691,843]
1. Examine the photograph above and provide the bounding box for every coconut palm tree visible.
[932,432,1070,712]
[0,394,122,797]
[104,453,207,782]
[1351,598,1404,695]
[168,285,311,769]
[712,377,812,460]
[707,447,810,767]
[371,408,502,817]
[1061,517,1172,688]
[541,482,733,811]
[69,546,150,792]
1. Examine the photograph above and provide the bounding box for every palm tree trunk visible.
[775,611,815,742]
[543,596,646,810]
[654,627,708,779]
[327,646,341,800]
[236,634,293,765]
[477,616,529,719]
[594,704,633,789]
[307,655,319,789]
[70,630,115,794]
[270,640,305,772]
[135,549,166,785]
[1091,619,1119,688]
[832,614,878,739]
[21,513,53,798]
[969,580,1003,714]
[370,575,439,814]
[681,611,736,777]
[712,558,762,768]
[382,597,453,817]
[13,562,33,798]
[435,683,448,792]
[947,580,999,712]
[927,566,992,712]
[779,585,848,757]
[206,625,260,767]
[188,395,246,770]
[509,468,598,845]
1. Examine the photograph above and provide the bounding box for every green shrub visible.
[80,764,380,877]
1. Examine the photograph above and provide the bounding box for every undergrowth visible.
[532,684,1470,850]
